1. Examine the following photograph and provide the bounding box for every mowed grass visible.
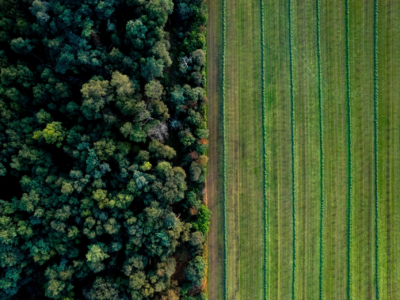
[264,0,294,298]
[320,1,349,299]
[291,0,321,299]
[225,0,264,299]
[206,0,224,298]
[349,0,377,298]
[377,0,400,298]
[207,0,400,299]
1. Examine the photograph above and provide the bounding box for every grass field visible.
[224,0,264,298]
[207,0,400,299]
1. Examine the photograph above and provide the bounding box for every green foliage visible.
[141,57,164,81]
[10,37,33,54]
[192,205,211,234]
[33,122,66,147]
[0,0,209,298]
[84,277,120,300]
[148,139,176,159]
[80,78,111,120]
[185,256,206,287]
[87,243,110,263]
[145,80,164,100]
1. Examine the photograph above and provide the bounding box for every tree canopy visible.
[0,0,210,299]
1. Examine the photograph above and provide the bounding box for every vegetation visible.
[260,0,267,298]
[221,0,227,298]
[224,0,264,299]
[208,0,400,299]
[0,0,211,299]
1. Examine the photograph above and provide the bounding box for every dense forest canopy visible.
[0,0,210,299]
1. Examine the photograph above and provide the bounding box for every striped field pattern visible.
[206,0,400,299]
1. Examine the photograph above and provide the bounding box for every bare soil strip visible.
[206,0,225,298]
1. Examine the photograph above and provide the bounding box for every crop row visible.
[316,0,324,299]
[221,0,227,298]
[344,0,353,299]
[288,0,296,298]
[259,0,268,299]
[373,0,379,299]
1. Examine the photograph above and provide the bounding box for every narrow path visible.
[206,0,225,298]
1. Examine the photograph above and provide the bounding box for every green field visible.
[207,0,400,299]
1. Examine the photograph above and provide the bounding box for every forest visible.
[0,0,210,299]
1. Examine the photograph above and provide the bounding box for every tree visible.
[177,3,192,20]
[151,40,172,67]
[87,243,109,273]
[193,205,211,234]
[10,37,33,54]
[189,231,205,247]
[141,57,164,81]
[81,78,111,120]
[148,139,176,159]
[145,80,164,100]
[0,0,209,296]
[84,277,119,300]
[29,0,50,25]
[179,129,195,147]
[192,49,206,70]
[126,19,148,49]
[33,122,66,147]
[120,122,147,143]
[185,256,206,287]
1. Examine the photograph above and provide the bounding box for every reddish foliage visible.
[189,151,199,160]
[189,207,198,215]
[198,138,209,145]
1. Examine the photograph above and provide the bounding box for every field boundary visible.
[221,0,227,298]
[373,0,379,299]
[316,0,324,298]
[260,0,268,298]
[288,0,296,299]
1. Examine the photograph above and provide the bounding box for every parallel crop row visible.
[221,0,227,298]
[260,0,268,299]
[316,0,324,299]
[373,0,379,299]
[288,0,296,298]
[344,0,353,299]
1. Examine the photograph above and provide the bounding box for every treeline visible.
[0,0,209,299]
